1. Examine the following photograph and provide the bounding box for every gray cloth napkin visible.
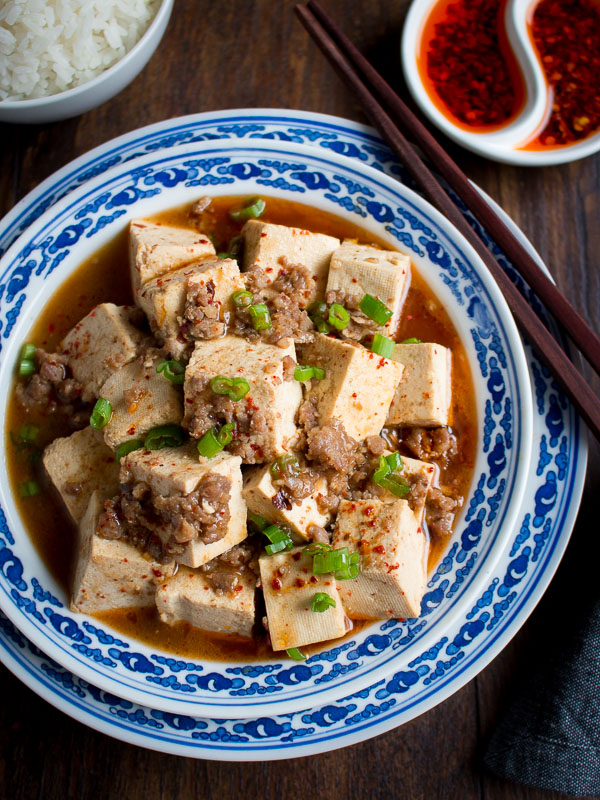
[484,494,600,797]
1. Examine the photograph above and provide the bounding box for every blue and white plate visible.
[0,113,585,746]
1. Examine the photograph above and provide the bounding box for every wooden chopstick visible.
[295,2,600,439]
[306,0,600,379]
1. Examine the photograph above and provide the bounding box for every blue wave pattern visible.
[0,116,569,722]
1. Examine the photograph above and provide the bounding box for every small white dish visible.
[0,0,173,125]
[401,0,600,165]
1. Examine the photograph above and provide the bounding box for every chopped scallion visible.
[248,512,269,532]
[307,301,330,334]
[312,546,350,575]
[144,424,186,451]
[18,343,37,376]
[304,542,332,556]
[115,439,144,462]
[335,551,361,580]
[401,337,422,344]
[156,360,186,384]
[197,428,223,458]
[371,333,395,358]
[372,453,410,498]
[89,398,112,430]
[249,303,272,331]
[270,454,299,480]
[311,592,336,612]
[359,293,393,326]
[19,480,39,498]
[328,303,350,331]
[229,197,266,222]
[231,289,253,308]
[286,647,306,661]
[209,375,251,401]
[217,422,236,446]
[263,523,293,555]
[228,235,243,258]
[19,423,39,442]
[294,364,326,382]
[20,344,36,360]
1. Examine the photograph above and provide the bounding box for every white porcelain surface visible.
[401,0,600,165]
[0,0,173,124]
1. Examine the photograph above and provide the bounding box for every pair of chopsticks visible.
[295,1,600,440]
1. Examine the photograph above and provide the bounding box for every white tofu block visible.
[332,498,428,620]
[156,567,256,637]
[43,427,120,523]
[297,334,404,441]
[243,464,331,540]
[386,343,452,427]
[184,335,302,463]
[259,548,349,651]
[242,219,339,305]
[71,491,158,613]
[100,351,183,450]
[327,240,411,333]
[137,257,244,359]
[62,303,144,402]
[122,445,247,568]
[129,219,215,292]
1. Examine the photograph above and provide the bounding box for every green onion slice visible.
[18,343,37,376]
[263,524,293,555]
[294,364,326,382]
[359,293,393,326]
[156,360,186,384]
[20,343,36,360]
[229,197,266,222]
[371,333,395,358]
[90,398,112,430]
[312,546,350,575]
[19,423,39,442]
[307,301,331,334]
[115,439,144,462]
[286,648,306,661]
[197,428,223,458]
[401,337,422,344]
[249,303,272,331]
[304,542,332,556]
[335,552,361,580]
[209,375,251,401]
[231,289,253,308]
[270,454,299,480]
[311,592,336,612]
[328,303,350,331]
[144,424,186,451]
[372,453,410,498]
[19,480,39,498]
[228,235,243,258]
[248,512,269,532]
[217,422,236,446]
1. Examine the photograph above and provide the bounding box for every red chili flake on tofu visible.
[376,358,386,369]
[387,564,399,573]
[127,426,136,435]
[309,576,318,584]
[260,232,268,237]
[363,506,374,517]
[373,545,386,554]
[272,577,282,590]
[351,392,357,398]
[295,578,305,588]
[368,520,376,527]
[234,585,243,593]
[152,569,163,578]
[292,552,302,561]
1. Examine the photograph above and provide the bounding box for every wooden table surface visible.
[1,1,598,798]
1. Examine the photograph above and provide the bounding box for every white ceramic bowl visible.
[401,0,600,165]
[0,136,533,718]
[0,0,173,125]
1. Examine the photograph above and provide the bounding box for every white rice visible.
[0,0,160,101]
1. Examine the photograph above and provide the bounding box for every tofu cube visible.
[136,257,244,359]
[242,219,339,305]
[156,567,256,637]
[243,464,331,540]
[327,240,411,333]
[332,498,428,620]
[184,335,302,463]
[71,491,159,613]
[297,334,404,441]
[122,445,247,568]
[386,343,452,427]
[129,219,215,292]
[62,303,144,402]
[259,548,349,650]
[43,427,120,523]
[100,350,183,449]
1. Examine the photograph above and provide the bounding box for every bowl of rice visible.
[0,0,173,124]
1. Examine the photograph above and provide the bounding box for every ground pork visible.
[180,278,225,342]
[426,486,458,538]
[15,348,88,427]
[325,289,382,342]
[306,418,363,473]
[401,426,458,469]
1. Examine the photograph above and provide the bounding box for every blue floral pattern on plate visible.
[0,112,583,740]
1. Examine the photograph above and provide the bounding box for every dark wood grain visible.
[0,1,598,798]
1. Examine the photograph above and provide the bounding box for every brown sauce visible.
[5,196,477,660]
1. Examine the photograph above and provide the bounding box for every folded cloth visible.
[484,494,600,797]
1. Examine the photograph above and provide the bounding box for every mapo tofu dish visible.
[8,196,476,661]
